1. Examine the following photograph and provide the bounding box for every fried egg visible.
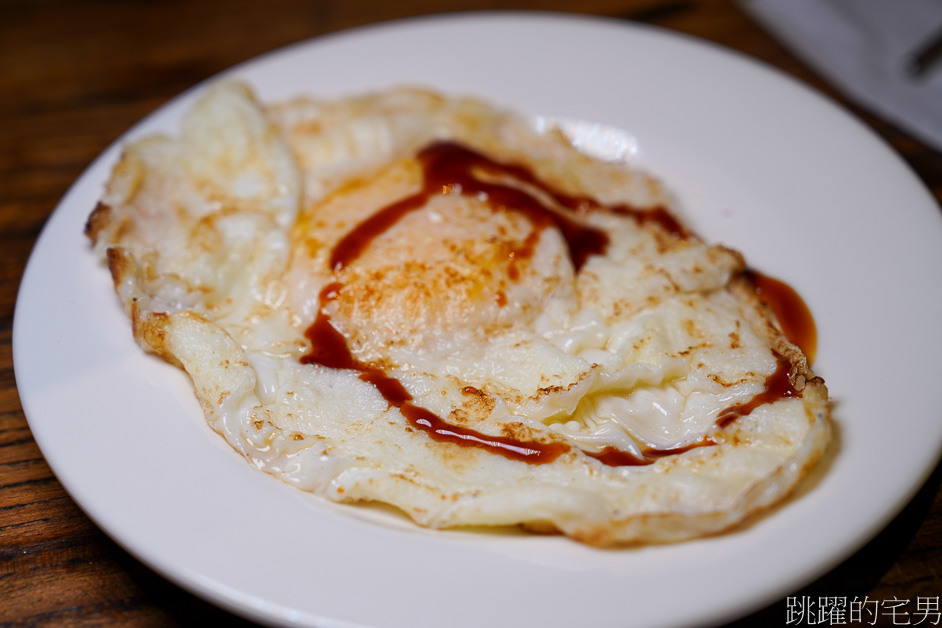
[86,82,830,545]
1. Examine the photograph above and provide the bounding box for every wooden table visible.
[2,1,940,626]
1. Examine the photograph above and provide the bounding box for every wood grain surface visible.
[2,1,940,626]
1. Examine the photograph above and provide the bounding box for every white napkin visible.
[740,0,942,153]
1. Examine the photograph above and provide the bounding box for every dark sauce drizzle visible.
[585,438,718,467]
[329,141,684,272]
[746,269,817,363]
[303,141,808,466]
[301,284,568,464]
[715,355,798,428]
[709,270,816,428]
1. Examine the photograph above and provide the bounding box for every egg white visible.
[87,82,830,545]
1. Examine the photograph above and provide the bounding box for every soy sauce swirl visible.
[301,284,568,464]
[302,141,811,466]
[329,141,683,272]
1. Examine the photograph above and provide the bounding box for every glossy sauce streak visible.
[301,285,568,464]
[585,437,717,467]
[402,403,569,464]
[747,270,817,362]
[329,141,683,272]
[709,271,815,429]
[715,355,798,428]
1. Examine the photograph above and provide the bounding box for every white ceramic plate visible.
[14,12,942,628]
